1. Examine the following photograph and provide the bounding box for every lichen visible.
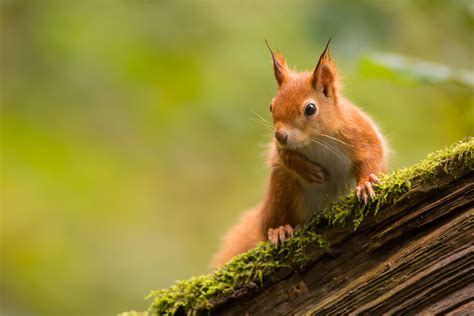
[123,137,473,316]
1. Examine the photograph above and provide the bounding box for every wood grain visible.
[209,169,473,315]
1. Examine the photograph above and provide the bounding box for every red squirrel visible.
[212,40,388,268]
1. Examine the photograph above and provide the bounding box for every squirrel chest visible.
[297,139,355,222]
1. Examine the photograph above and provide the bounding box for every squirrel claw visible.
[268,225,294,248]
[356,173,380,204]
[369,173,380,184]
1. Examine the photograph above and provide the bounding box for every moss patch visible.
[318,137,473,229]
[142,231,328,315]
[123,137,473,316]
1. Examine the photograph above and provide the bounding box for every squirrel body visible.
[212,41,388,268]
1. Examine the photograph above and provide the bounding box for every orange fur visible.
[212,40,388,268]
[211,207,264,268]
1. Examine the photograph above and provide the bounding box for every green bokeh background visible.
[1,1,473,315]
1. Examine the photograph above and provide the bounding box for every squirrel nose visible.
[275,131,288,145]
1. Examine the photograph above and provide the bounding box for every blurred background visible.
[1,0,473,315]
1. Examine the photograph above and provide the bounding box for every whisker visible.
[249,108,272,125]
[309,137,350,163]
[250,118,273,131]
[250,117,272,127]
[316,133,354,149]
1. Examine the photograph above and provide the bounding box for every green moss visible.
[126,137,473,316]
[119,312,149,316]
[319,137,473,229]
[144,231,329,315]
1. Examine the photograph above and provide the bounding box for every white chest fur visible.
[297,139,355,222]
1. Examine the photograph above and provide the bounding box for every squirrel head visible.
[267,39,341,149]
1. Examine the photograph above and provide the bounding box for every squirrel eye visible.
[269,105,272,112]
[304,103,317,116]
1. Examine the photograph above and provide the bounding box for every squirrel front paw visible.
[302,159,330,183]
[268,225,296,248]
[356,173,381,204]
[280,150,329,184]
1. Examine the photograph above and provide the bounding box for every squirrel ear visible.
[266,40,288,86]
[312,38,337,98]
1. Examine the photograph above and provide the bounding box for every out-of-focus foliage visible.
[1,0,472,315]
[361,52,473,88]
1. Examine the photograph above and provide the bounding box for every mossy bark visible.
[212,164,473,315]
[122,137,473,316]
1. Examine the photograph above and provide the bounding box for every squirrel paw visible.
[268,224,295,248]
[356,173,381,204]
[300,158,330,183]
[280,150,329,184]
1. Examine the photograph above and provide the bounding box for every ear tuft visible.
[266,40,288,86]
[312,38,338,98]
[319,64,334,97]
[316,37,332,69]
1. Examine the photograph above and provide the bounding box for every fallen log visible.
[123,137,473,316]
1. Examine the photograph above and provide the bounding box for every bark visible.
[131,139,473,316]
[211,170,473,315]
